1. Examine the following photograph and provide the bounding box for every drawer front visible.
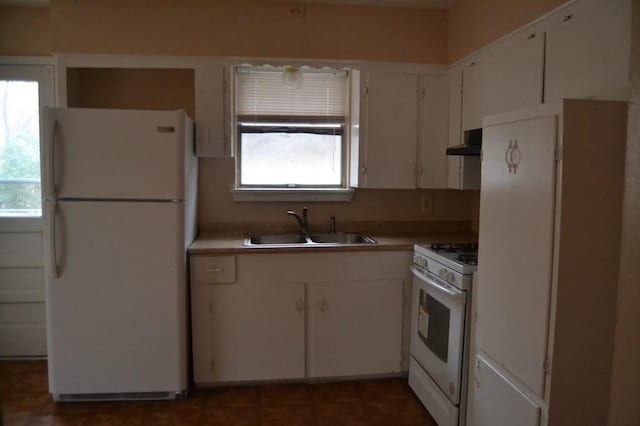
[191,256,236,284]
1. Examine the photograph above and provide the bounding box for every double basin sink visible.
[244,233,376,247]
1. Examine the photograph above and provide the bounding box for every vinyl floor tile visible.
[0,361,437,426]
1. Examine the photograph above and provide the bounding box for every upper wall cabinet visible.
[358,71,420,189]
[419,74,449,189]
[194,61,231,157]
[461,29,545,131]
[448,65,480,190]
[544,0,631,103]
[356,70,449,189]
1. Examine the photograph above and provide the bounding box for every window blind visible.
[236,66,347,118]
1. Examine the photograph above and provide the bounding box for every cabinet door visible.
[477,115,557,397]
[308,280,403,378]
[360,71,419,188]
[419,74,448,189]
[192,281,305,383]
[467,354,540,426]
[544,0,631,102]
[195,61,230,157]
[462,30,544,131]
[447,68,463,189]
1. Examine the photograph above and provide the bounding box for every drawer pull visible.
[207,268,224,273]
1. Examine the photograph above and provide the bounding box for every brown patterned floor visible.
[0,361,437,426]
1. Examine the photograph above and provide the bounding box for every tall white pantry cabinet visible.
[468,100,627,426]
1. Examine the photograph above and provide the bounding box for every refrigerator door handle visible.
[47,199,59,278]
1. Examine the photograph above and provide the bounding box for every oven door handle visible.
[411,266,465,299]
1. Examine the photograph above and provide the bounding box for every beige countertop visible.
[189,232,477,255]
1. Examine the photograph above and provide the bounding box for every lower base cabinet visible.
[307,279,403,378]
[191,279,306,383]
[190,251,410,385]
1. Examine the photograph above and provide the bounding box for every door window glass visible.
[0,80,41,215]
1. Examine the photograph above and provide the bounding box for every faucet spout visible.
[287,207,309,235]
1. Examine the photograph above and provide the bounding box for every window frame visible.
[0,60,55,219]
[232,65,353,198]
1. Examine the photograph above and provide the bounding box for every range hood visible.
[447,129,482,157]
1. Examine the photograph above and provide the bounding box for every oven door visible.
[410,265,467,405]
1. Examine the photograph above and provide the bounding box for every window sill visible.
[231,188,354,202]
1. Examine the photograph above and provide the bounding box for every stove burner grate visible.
[457,254,478,266]
[430,243,479,253]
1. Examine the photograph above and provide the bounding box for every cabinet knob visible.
[318,298,328,312]
[296,299,304,313]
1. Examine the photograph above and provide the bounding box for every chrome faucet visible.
[288,207,309,235]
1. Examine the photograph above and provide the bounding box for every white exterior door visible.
[0,64,54,357]
[307,279,403,378]
[41,108,188,200]
[45,200,186,395]
[476,114,557,397]
[468,354,540,426]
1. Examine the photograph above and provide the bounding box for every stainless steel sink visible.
[243,233,376,247]
[308,233,376,244]
[246,234,308,245]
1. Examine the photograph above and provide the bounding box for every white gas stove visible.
[409,242,478,426]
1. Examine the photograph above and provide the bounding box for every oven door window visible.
[418,290,450,363]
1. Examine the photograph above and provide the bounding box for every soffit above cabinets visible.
[274,0,452,10]
[0,0,452,9]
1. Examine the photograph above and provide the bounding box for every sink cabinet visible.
[307,279,403,378]
[190,251,411,385]
[190,275,305,383]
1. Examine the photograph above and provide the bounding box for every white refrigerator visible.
[41,107,197,401]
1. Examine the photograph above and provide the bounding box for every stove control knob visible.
[438,268,447,279]
[446,272,455,284]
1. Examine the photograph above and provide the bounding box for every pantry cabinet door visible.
[307,280,403,378]
[544,0,631,102]
[360,71,419,189]
[476,114,557,397]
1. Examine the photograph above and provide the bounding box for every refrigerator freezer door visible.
[44,200,186,397]
[42,108,188,200]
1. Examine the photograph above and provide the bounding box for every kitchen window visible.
[232,65,352,201]
[0,64,54,217]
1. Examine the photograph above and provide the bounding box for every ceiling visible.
[0,0,453,9]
